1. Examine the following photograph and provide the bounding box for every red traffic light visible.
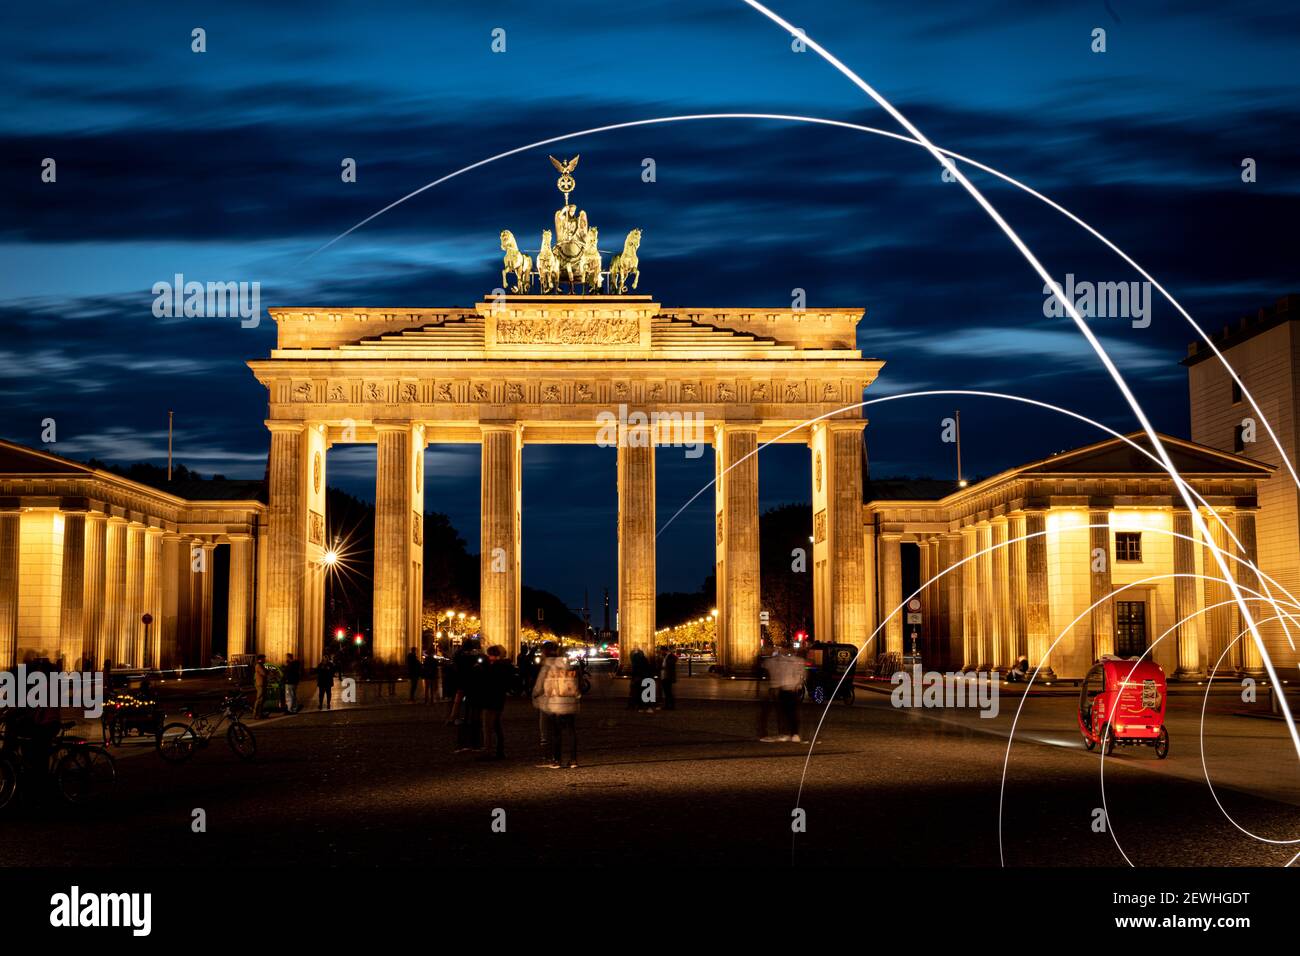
[335,628,346,640]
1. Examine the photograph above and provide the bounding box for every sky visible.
[2,0,1298,605]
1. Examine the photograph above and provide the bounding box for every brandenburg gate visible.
[248,159,882,669]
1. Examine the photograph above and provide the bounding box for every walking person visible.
[532,641,580,769]
[763,648,805,743]
[480,645,515,759]
[406,648,421,702]
[316,657,335,710]
[422,651,439,704]
[659,645,678,710]
[283,653,302,714]
[253,655,268,719]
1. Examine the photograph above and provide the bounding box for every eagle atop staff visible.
[549,154,580,176]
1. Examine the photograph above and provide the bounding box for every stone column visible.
[1202,512,1235,671]
[82,513,107,669]
[1025,509,1055,678]
[716,425,760,671]
[941,533,963,670]
[1007,512,1027,661]
[160,533,182,667]
[990,517,1009,669]
[960,526,978,669]
[121,523,145,668]
[142,528,163,669]
[265,422,306,662]
[1172,510,1204,678]
[617,424,656,668]
[175,538,193,668]
[227,534,254,658]
[58,511,87,670]
[879,533,903,655]
[102,516,127,666]
[863,522,878,649]
[1088,509,1114,659]
[1234,510,1264,675]
[918,539,932,658]
[199,542,216,665]
[0,508,20,670]
[927,538,942,651]
[480,424,522,660]
[975,522,992,668]
[375,424,420,663]
[810,421,869,649]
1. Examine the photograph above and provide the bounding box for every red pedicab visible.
[1078,656,1169,759]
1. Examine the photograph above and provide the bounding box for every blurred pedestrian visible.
[532,641,580,768]
[453,638,485,752]
[659,646,678,710]
[480,645,515,759]
[422,651,439,704]
[283,653,302,714]
[406,648,421,701]
[316,658,334,710]
[627,648,654,712]
[762,648,805,743]
[253,655,268,719]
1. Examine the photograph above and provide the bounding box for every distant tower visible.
[1184,293,1300,674]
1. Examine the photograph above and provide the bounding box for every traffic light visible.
[335,628,346,642]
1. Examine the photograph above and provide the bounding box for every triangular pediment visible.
[1021,432,1271,477]
[0,440,88,476]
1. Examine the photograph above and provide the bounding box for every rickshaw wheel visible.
[1100,724,1116,757]
[1083,734,1096,751]
[811,685,827,706]
[1154,725,1169,760]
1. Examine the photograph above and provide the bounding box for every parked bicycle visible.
[0,710,117,811]
[155,693,256,763]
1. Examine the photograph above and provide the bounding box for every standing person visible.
[532,641,580,769]
[406,648,421,702]
[453,638,485,752]
[422,651,438,704]
[627,649,654,712]
[764,648,805,743]
[755,645,776,740]
[480,645,515,760]
[253,655,268,719]
[659,645,678,710]
[283,653,302,714]
[316,657,335,710]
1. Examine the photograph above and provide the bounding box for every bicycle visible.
[155,693,256,763]
[0,713,117,810]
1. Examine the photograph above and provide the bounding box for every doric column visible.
[716,424,759,671]
[990,517,1009,669]
[940,533,963,670]
[918,538,932,658]
[617,423,656,668]
[265,422,306,662]
[1202,511,1236,671]
[102,516,127,666]
[1234,510,1265,675]
[1024,509,1055,678]
[878,533,903,654]
[142,528,163,669]
[58,510,87,669]
[121,523,145,668]
[174,537,194,667]
[480,423,521,660]
[198,542,216,665]
[188,541,205,666]
[863,521,878,649]
[375,423,424,663]
[960,526,978,669]
[1088,508,1114,659]
[81,513,107,668]
[160,533,182,667]
[926,538,942,650]
[0,508,20,670]
[1007,512,1027,662]
[1172,510,1204,678]
[227,534,254,658]
[975,522,992,668]
[810,421,869,649]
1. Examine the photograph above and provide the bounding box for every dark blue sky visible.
[3,0,1297,602]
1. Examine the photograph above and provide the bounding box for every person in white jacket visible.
[531,642,581,768]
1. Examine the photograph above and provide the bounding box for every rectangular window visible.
[1233,423,1246,453]
[1115,531,1142,562]
[1231,380,1242,404]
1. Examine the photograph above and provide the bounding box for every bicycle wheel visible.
[55,746,116,805]
[226,721,256,761]
[156,723,198,763]
[0,754,18,812]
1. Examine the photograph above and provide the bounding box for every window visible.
[1234,423,1246,453]
[1115,531,1142,562]
[1231,380,1242,404]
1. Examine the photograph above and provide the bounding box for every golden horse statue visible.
[580,227,603,291]
[609,228,642,293]
[499,230,532,293]
[535,229,559,294]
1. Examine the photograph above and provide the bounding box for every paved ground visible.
[2,674,1297,868]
